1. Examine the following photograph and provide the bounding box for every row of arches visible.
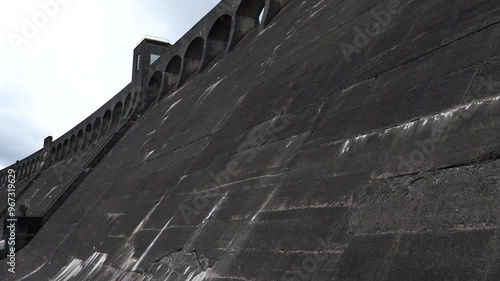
[0,155,43,186]
[149,0,287,100]
[0,93,137,186]
[0,0,289,185]
[47,92,135,165]
[0,81,139,186]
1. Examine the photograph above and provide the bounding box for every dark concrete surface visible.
[1,0,500,280]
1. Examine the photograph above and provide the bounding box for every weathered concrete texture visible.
[2,0,500,280]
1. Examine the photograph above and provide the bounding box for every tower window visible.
[150,54,160,65]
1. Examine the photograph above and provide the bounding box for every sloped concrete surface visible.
[2,0,500,280]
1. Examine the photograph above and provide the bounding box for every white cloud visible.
[0,0,219,169]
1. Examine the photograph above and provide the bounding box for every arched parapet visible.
[0,81,132,172]
[140,0,291,100]
[0,85,134,176]
[0,0,292,177]
[137,2,232,97]
[0,148,44,181]
[35,83,134,165]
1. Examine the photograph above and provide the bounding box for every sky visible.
[0,0,220,169]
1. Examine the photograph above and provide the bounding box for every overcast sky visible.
[0,0,220,169]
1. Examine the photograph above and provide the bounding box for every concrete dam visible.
[1,0,500,280]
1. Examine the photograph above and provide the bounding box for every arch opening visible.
[62,139,69,159]
[69,135,77,154]
[101,110,112,136]
[237,0,266,19]
[30,160,35,175]
[82,124,93,150]
[49,147,57,164]
[137,93,144,110]
[55,143,63,162]
[263,0,292,27]
[20,164,26,178]
[162,56,182,97]
[36,156,41,171]
[123,93,132,117]
[131,93,137,109]
[204,15,232,69]
[92,118,102,143]
[110,102,123,129]
[26,161,30,176]
[230,0,266,49]
[26,161,31,176]
[180,37,204,85]
[26,162,31,175]
[147,71,163,104]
